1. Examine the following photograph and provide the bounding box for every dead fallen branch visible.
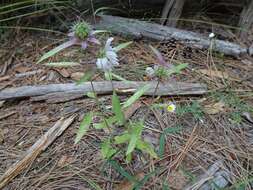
[0,81,207,101]
[0,115,76,189]
[95,15,248,57]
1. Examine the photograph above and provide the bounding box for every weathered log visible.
[0,81,207,101]
[0,115,76,189]
[95,15,248,57]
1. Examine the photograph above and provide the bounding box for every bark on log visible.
[95,15,248,57]
[161,0,185,27]
[0,81,207,101]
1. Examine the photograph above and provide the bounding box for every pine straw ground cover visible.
[0,30,253,190]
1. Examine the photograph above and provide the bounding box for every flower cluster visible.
[96,37,119,71]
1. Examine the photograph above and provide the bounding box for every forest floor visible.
[0,26,253,190]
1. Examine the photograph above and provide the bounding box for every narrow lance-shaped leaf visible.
[167,63,188,75]
[159,126,182,157]
[114,41,132,52]
[126,122,143,155]
[93,116,117,130]
[123,84,150,109]
[112,91,125,125]
[136,139,158,158]
[111,72,130,83]
[37,40,75,64]
[101,139,117,159]
[75,112,93,144]
[114,133,130,144]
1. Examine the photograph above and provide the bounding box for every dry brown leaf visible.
[70,72,84,80]
[198,69,229,79]
[167,170,188,190]
[55,68,70,78]
[204,101,225,115]
[14,66,29,73]
[57,155,74,167]
[115,172,144,190]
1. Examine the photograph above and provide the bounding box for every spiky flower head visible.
[72,21,91,40]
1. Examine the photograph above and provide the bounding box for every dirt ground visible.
[0,29,253,190]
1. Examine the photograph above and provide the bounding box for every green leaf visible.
[114,41,132,52]
[111,72,130,83]
[93,116,117,130]
[104,71,112,81]
[136,140,158,158]
[112,91,125,125]
[74,112,93,144]
[93,122,106,130]
[126,153,132,163]
[126,122,143,155]
[133,168,160,190]
[92,30,108,34]
[164,126,182,134]
[37,40,74,64]
[108,160,136,182]
[45,62,80,67]
[115,133,130,144]
[158,133,166,158]
[87,92,96,99]
[159,127,182,157]
[162,181,171,190]
[123,84,150,109]
[101,139,117,159]
[167,63,188,75]
[76,70,95,85]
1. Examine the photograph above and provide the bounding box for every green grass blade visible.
[37,40,75,64]
[112,91,125,125]
[75,112,93,144]
[108,160,136,182]
[114,41,132,52]
[123,84,150,109]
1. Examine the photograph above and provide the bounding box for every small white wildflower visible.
[96,37,119,71]
[145,67,155,77]
[209,32,215,39]
[167,102,176,113]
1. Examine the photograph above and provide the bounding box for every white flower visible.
[96,37,119,71]
[145,67,155,77]
[167,102,176,113]
[209,32,215,39]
